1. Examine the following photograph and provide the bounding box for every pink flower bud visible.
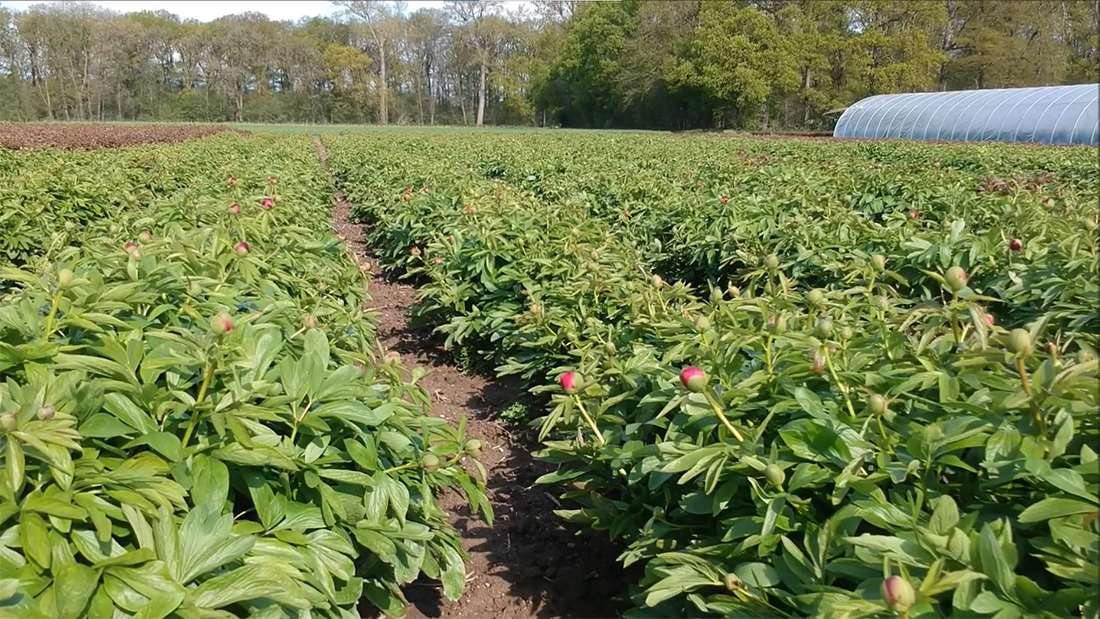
[910,209,919,219]
[984,313,995,326]
[720,196,729,203]
[234,242,250,255]
[410,246,420,255]
[434,257,443,264]
[560,371,580,394]
[211,313,234,335]
[261,197,274,210]
[881,576,915,613]
[680,367,707,392]
[229,203,241,214]
[228,177,237,186]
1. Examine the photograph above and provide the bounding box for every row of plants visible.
[323,131,1099,619]
[0,134,490,619]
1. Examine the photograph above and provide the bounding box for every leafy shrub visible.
[325,131,1099,619]
[0,135,490,619]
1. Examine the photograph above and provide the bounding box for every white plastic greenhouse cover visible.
[833,84,1099,146]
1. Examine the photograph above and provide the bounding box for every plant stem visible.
[43,290,62,338]
[876,415,892,453]
[572,395,606,446]
[704,390,744,441]
[182,358,217,448]
[1016,357,1046,436]
[764,335,773,376]
[823,347,857,420]
[382,461,416,475]
[949,292,962,348]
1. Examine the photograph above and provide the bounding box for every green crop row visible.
[0,135,490,619]
[324,132,1099,619]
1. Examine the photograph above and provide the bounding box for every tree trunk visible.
[802,66,812,124]
[476,60,487,126]
[42,76,54,120]
[458,75,467,125]
[378,37,387,125]
[429,73,436,125]
[415,73,423,125]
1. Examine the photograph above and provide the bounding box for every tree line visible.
[0,0,1096,130]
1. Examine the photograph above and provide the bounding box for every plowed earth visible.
[0,123,248,150]
[312,137,634,619]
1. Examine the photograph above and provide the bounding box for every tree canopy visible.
[0,0,1095,129]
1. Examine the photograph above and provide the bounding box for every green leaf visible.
[1018,498,1099,523]
[192,564,303,609]
[6,441,25,498]
[23,494,87,521]
[20,512,51,570]
[979,523,1016,597]
[132,590,185,619]
[190,454,229,509]
[102,393,157,435]
[79,413,137,438]
[123,432,183,462]
[55,562,99,618]
[929,496,959,535]
[734,562,781,589]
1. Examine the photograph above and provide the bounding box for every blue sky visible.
[0,1,457,22]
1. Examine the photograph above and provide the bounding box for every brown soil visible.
[313,137,633,619]
[0,123,248,150]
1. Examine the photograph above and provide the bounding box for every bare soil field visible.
[0,123,248,150]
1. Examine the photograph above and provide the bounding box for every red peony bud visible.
[881,576,915,613]
[261,197,274,209]
[228,177,237,186]
[720,196,729,203]
[234,242,250,255]
[1009,238,1022,252]
[910,209,919,219]
[211,313,234,335]
[560,371,580,394]
[229,203,241,214]
[434,257,443,264]
[984,313,994,326]
[680,367,707,393]
[410,246,420,255]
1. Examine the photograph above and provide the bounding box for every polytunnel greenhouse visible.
[834,83,1099,146]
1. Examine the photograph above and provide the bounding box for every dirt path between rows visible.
[312,137,630,619]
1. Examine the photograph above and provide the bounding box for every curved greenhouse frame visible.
[834,84,1099,146]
